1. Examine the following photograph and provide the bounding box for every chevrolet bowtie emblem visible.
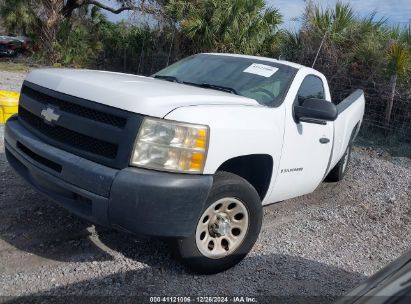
[41,107,60,124]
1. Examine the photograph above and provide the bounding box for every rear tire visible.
[326,143,352,182]
[174,171,262,274]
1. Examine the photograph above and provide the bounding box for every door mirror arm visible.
[298,117,327,125]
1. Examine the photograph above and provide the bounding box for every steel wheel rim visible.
[195,197,249,259]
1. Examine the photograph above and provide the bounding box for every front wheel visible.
[174,171,262,274]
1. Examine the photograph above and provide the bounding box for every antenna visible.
[312,30,328,68]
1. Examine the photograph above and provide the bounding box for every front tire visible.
[175,171,262,274]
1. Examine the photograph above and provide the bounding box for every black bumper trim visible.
[6,143,110,226]
[5,118,213,238]
[109,168,213,238]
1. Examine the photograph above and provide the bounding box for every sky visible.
[102,0,411,29]
[270,0,411,30]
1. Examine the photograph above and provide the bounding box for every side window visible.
[297,75,325,104]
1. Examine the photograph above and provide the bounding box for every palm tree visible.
[281,30,303,61]
[176,0,282,54]
[300,1,357,69]
[385,39,410,125]
[305,1,355,43]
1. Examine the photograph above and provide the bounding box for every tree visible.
[61,0,138,18]
[0,0,143,62]
[165,0,282,54]
[385,38,410,125]
[55,6,108,67]
[0,0,37,36]
[0,0,61,61]
[306,1,355,42]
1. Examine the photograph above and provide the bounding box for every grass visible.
[356,125,411,159]
[0,61,30,72]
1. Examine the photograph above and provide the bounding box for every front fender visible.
[164,105,284,175]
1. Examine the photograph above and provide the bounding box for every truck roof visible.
[205,53,305,70]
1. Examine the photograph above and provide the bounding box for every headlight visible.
[130,117,209,173]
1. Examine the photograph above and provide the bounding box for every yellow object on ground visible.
[0,91,20,124]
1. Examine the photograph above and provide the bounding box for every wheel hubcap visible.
[195,198,249,259]
[209,215,231,237]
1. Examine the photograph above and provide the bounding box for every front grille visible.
[22,85,127,128]
[18,81,144,169]
[19,107,118,159]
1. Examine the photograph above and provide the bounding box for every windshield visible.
[153,54,298,106]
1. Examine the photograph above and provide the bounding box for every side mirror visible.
[294,98,338,125]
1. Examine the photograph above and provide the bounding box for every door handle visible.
[319,137,330,144]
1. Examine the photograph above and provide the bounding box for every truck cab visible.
[4,53,365,273]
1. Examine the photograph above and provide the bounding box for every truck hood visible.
[25,69,260,117]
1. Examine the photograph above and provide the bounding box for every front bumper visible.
[5,117,213,238]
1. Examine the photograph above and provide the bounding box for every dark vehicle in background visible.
[336,250,411,304]
[0,35,31,57]
[14,36,32,51]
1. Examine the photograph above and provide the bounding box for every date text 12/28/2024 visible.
[149,296,257,303]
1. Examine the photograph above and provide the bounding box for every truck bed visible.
[328,89,365,174]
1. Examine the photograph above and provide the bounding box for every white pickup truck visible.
[4,53,365,273]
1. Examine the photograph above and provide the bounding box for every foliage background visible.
[0,0,410,156]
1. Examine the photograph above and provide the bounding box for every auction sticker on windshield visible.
[243,63,279,78]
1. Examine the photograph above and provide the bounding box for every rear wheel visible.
[174,171,262,274]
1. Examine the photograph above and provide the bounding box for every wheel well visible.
[351,121,361,143]
[217,154,273,201]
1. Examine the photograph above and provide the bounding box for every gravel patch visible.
[0,70,28,92]
[0,70,410,300]
[0,123,410,299]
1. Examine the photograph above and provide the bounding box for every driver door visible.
[268,75,334,202]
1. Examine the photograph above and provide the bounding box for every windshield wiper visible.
[154,75,182,83]
[183,82,239,95]
[154,77,239,95]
